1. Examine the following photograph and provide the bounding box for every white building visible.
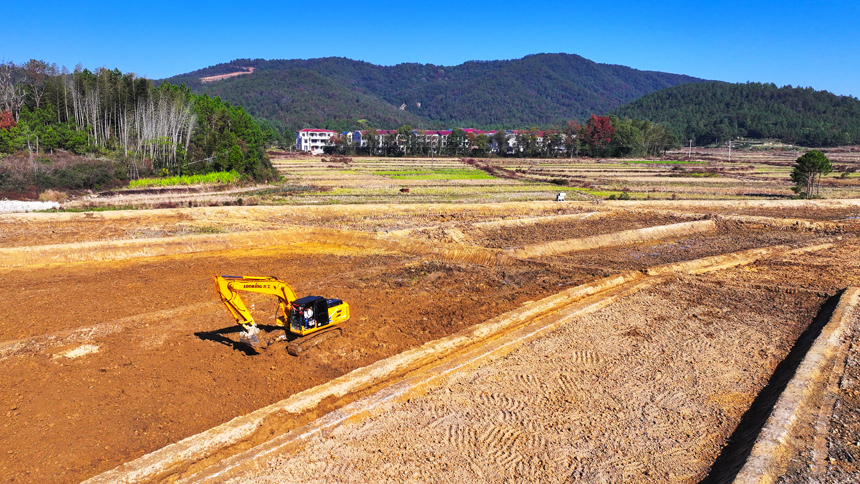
[296,129,338,154]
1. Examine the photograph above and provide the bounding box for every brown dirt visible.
[0,204,598,249]
[474,211,692,249]
[0,244,589,483]
[0,211,196,248]
[556,229,820,272]
[2,202,860,483]
[668,206,860,223]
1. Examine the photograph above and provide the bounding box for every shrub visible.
[52,161,116,190]
[38,189,69,203]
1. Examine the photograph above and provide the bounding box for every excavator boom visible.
[214,275,297,328]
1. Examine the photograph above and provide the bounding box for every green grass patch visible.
[688,172,720,177]
[176,225,226,235]
[128,171,241,189]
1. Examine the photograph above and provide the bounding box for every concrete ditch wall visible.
[732,287,860,484]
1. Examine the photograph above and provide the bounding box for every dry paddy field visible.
[3,151,860,483]
[60,146,860,210]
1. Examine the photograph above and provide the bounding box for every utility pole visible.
[728,139,732,162]
[688,139,692,159]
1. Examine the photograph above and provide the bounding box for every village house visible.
[296,128,338,154]
[295,127,570,155]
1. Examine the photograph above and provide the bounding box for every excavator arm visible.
[214,275,298,330]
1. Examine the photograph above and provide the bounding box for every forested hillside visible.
[162,54,704,134]
[614,81,860,147]
[0,61,277,196]
[191,68,428,136]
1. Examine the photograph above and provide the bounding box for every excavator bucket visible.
[239,326,262,348]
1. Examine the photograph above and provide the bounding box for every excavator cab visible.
[288,296,348,336]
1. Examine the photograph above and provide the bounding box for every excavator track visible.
[287,327,343,356]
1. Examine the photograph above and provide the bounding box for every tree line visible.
[325,115,678,158]
[0,60,277,189]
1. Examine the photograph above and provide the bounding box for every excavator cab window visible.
[313,298,329,327]
[290,296,330,331]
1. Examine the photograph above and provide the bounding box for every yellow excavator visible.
[214,275,350,355]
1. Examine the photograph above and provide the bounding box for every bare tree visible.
[0,62,27,120]
[22,59,49,110]
[61,68,196,177]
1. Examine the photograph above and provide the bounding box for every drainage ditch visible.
[700,291,842,484]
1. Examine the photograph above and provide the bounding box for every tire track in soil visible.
[219,275,830,484]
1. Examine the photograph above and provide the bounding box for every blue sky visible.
[4,0,858,97]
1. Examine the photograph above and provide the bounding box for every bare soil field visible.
[0,245,593,483]
[473,211,694,249]
[224,277,828,483]
[2,191,860,482]
[553,229,818,273]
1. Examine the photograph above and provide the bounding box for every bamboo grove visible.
[0,61,276,181]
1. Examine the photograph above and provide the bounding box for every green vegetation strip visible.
[128,171,240,188]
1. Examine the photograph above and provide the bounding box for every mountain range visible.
[162,54,860,147]
[162,54,705,132]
